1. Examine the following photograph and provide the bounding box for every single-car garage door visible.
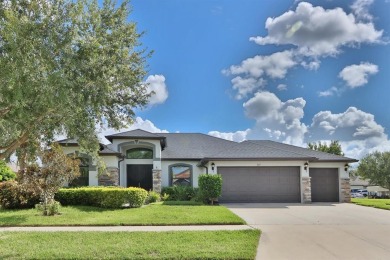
[310,168,339,202]
[219,166,300,203]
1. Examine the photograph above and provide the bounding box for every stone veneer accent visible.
[98,167,119,186]
[340,178,351,203]
[302,176,312,203]
[152,169,162,193]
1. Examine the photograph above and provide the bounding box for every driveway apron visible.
[226,203,390,260]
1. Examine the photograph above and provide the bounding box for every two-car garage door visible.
[219,167,300,203]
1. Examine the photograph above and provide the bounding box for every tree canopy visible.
[307,140,344,156]
[0,0,150,163]
[357,151,390,191]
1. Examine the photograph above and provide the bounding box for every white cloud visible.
[339,62,378,88]
[231,76,266,99]
[250,2,383,57]
[318,86,339,97]
[277,84,287,91]
[301,60,320,70]
[145,75,169,106]
[226,50,296,79]
[309,107,390,158]
[224,51,296,99]
[243,91,308,146]
[208,129,250,142]
[351,0,374,21]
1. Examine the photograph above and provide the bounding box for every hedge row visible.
[55,187,148,208]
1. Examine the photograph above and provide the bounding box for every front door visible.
[127,164,153,190]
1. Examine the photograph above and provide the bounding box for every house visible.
[58,129,358,203]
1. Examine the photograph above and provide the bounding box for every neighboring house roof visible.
[57,139,121,156]
[350,175,370,186]
[57,138,79,147]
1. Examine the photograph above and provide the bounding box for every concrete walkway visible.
[226,203,390,260]
[0,225,253,232]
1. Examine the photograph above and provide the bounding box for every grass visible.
[351,198,390,210]
[0,230,260,259]
[0,203,245,226]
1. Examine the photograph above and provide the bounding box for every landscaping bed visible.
[351,198,390,210]
[0,203,245,226]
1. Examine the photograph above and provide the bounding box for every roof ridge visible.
[245,140,318,160]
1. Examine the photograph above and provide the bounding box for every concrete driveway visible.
[226,203,390,260]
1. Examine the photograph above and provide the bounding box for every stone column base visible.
[152,169,162,193]
[98,167,119,186]
[340,178,351,203]
[302,176,312,203]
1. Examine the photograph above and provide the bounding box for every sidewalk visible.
[0,225,254,232]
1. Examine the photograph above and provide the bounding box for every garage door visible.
[310,168,339,202]
[219,167,300,203]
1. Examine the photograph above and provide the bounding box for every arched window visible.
[169,164,192,186]
[126,148,153,159]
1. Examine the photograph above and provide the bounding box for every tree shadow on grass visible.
[0,215,28,226]
[63,205,123,213]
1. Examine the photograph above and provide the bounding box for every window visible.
[69,157,89,187]
[126,148,153,159]
[170,165,192,186]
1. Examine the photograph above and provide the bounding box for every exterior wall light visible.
[304,162,309,171]
[211,162,215,172]
[344,163,349,172]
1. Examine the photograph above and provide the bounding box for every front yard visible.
[0,203,245,226]
[0,230,261,259]
[351,198,390,210]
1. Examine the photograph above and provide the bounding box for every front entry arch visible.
[127,164,153,190]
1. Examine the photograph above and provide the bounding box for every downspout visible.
[117,155,125,186]
[201,165,209,174]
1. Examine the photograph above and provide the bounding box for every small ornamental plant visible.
[198,174,222,205]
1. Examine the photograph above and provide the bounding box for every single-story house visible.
[58,129,358,203]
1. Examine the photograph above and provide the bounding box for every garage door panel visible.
[310,168,339,202]
[219,167,300,203]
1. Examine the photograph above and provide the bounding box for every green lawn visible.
[351,198,390,210]
[0,203,245,226]
[0,230,260,259]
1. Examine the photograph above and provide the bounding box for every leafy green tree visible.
[0,0,150,164]
[307,140,344,156]
[357,151,390,192]
[18,143,80,215]
[0,160,16,181]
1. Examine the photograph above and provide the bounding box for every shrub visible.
[35,201,61,216]
[0,181,40,209]
[161,186,196,201]
[146,191,161,204]
[55,187,147,208]
[0,161,16,182]
[198,174,222,205]
[126,188,148,208]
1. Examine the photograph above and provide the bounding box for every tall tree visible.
[0,0,150,163]
[357,151,390,192]
[307,140,344,156]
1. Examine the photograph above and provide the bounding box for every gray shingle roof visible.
[243,140,357,162]
[158,133,239,159]
[87,129,357,162]
[57,138,79,146]
[99,144,121,156]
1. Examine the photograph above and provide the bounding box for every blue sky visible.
[106,0,390,159]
